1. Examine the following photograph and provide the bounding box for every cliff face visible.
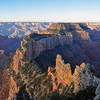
[21,34,72,60]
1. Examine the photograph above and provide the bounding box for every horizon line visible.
[0,21,100,23]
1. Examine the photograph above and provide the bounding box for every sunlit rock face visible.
[0,70,19,100]
[55,55,73,85]
[55,55,98,92]
[11,49,23,74]
[48,54,100,99]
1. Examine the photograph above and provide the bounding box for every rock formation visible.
[1,45,100,100]
[21,34,72,60]
[54,55,100,92]
[42,23,90,41]
[11,49,23,74]
[0,23,100,100]
[56,55,73,85]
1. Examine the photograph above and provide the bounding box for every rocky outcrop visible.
[0,69,19,100]
[73,63,95,92]
[0,45,23,100]
[11,49,23,74]
[0,70,10,100]
[8,77,19,100]
[51,54,100,93]
[56,55,73,85]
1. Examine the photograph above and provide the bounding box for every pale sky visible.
[0,0,100,22]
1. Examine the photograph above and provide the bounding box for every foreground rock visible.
[1,51,100,100]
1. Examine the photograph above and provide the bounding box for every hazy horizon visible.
[0,0,100,22]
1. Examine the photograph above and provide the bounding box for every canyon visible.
[0,23,100,100]
[0,22,50,54]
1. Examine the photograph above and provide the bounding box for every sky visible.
[0,0,100,22]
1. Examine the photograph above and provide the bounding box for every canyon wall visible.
[21,34,72,60]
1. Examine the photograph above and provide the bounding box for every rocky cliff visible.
[21,33,72,60]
